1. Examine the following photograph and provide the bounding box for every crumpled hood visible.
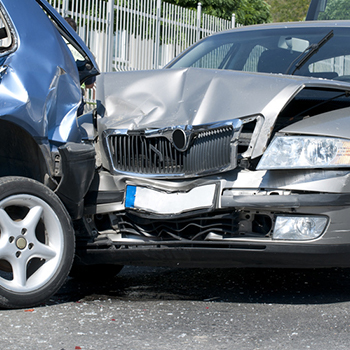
[97,68,319,128]
[96,68,350,157]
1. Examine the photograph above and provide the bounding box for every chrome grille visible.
[106,125,237,177]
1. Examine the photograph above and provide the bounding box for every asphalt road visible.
[1,266,350,349]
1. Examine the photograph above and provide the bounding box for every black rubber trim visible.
[56,143,96,219]
[84,190,124,206]
[75,242,350,269]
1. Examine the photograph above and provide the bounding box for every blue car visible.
[0,0,98,308]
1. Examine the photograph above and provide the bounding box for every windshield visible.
[167,26,350,82]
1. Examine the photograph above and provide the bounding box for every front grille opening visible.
[112,210,273,242]
[238,119,257,155]
[117,211,239,241]
[110,134,182,174]
[107,125,235,177]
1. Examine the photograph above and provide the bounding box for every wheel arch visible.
[0,119,50,183]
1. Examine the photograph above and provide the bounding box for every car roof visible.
[216,20,350,35]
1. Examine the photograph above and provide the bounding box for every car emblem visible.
[172,128,188,151]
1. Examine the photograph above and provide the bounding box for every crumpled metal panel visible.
[97,67,350,159]
[281,106,350,139]
[97,68,299,128]
[0,0,82,145]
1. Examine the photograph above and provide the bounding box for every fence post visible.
[154,0,162,69]
[196,2,202,41]
[106,0,115,72]
[62,0,69,17]
[232,13,236,28]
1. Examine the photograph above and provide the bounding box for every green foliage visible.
[166,0,271,25]
[318,0,350,20]
[265,0,310,22]
[239,0,271,25]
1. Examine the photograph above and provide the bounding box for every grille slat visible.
[108,126,235,177]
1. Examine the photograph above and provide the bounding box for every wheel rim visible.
[0,194,64,293]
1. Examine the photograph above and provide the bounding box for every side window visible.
[190,44,234,69]
[309,55,350,78]
[66,41,85,62]
[243,45,267,72]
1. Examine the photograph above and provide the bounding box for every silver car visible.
[91,22,350,273]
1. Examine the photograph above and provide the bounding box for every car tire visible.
[0,176,75,308]
[70,264,123,281]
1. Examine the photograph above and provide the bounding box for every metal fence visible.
[49,0,235,72]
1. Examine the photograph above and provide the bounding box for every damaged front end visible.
[76,65,350,268]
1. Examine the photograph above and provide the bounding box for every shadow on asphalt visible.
[51,266,350,306]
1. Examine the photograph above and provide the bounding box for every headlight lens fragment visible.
[257,136,350,169]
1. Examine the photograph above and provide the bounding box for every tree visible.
[238,0,271,25]
[265,0,310,22]
[166,0,271,25]
[318,0,350,20]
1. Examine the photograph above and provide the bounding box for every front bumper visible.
[82,168,350,268]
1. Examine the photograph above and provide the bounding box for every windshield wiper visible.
[285,30,334,75]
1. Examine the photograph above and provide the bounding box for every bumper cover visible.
[221,192,350,208]
[75,242,350,268]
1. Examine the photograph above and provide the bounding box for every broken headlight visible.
[257,136,350,169]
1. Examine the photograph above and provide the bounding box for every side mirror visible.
[76,59,99,85]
